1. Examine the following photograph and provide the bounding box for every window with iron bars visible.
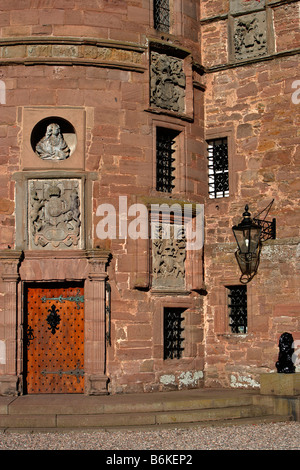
[156,127,178,193]
[164,307,185,359]
[227,285,247,334]
[207,138,229,199]
[154,0,170,33]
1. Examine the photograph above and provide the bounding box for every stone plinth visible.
[260,373,300,396]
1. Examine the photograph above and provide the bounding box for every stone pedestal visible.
[260,373,300,396]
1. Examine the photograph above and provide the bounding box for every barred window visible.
[164,307,185,359]
[154,0,170,33]
[227,285,247,334]
[156,127,178,193]
[207,138,229,199]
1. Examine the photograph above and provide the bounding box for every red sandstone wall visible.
[0,0,299,394]
[203,0,300,388]
[0,0,206,394]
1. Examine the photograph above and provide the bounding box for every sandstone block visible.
[260,373,300,396]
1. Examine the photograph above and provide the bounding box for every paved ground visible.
[0,421,299,450]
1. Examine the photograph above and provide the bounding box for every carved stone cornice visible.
[0,37,146,72]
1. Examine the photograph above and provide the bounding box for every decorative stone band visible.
[0,37,146,72]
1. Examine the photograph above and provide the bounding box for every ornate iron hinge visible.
[41,289,84,310]
[41,362,84,383]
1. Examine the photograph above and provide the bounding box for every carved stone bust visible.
[35,123,70,161]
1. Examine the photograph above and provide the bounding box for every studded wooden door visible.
[24,283,84,394]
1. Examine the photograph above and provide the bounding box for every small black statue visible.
[276,332,295,374]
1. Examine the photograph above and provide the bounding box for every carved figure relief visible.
[150,51,186,113]
[152,223,186,289]
[233,12,267,60]
[35,123,70,160]
[28,179,82,249]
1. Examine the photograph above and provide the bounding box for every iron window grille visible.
[227,285,247,334]
[156,127,177,193]
[207,138,229,199]
[164,307,185,359]
[154,0,170,33]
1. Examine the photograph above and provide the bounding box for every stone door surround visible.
[0,249,110,396]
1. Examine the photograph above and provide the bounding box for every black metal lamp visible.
[232,201,276,283]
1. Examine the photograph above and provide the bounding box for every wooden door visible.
[24,283,84,394]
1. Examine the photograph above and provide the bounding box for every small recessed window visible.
[227,285,247,334]
[207,138,229,199]
[164,307,185,359]
[154,0,170,33]
[156,127,179,193]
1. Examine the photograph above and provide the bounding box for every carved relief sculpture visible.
[152,223,186,290]
[28,179,82,249]
[150,51,186,113]
[233,12,267,60]
[35,123,70,160]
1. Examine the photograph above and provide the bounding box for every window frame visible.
[207,137,229,199]
[153,0,170,33]
[226,284,248,334]
[152,120,186,195]
[205,127,236,200]
[163,306,186,360]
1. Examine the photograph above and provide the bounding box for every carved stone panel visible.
[28,179,82,250]
[152,223,186,290]
[150,51,186,113]
[230,0,266,14]
[233,11,268,60]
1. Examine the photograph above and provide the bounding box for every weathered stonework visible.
[152,223,186,290]
[150,51,186,113]
[35,123,70,161]
[28,179,82,250]
[230,0,266,14]
[0,39,145,72]
[233,12,268,60]
[0,0,298,396]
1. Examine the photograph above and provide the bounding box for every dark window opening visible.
[154,0,170,33]
[164,307,185,359]
[156,127,178,193]
[207,138,229,199]
[227,285,247,334]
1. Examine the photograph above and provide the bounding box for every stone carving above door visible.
[28,178,82,250]
[150,51,186,114]
[152,223,186,290]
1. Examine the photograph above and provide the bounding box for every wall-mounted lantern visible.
[232,200,276,283]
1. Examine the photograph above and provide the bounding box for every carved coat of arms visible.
[233,13,267,60]
[28,179,81,249]
[150,51,186,113]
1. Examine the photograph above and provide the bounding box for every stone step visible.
[6,393,255,416]
[0,389,293,431]
[0,405,284,430]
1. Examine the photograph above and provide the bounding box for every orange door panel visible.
[25,284,84,394]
